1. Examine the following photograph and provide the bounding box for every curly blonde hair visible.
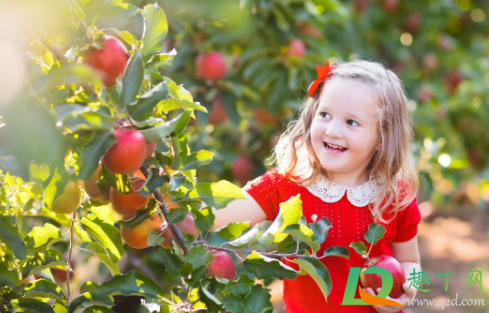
[270,60,419,223]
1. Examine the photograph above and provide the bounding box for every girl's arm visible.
[210,190,268,231]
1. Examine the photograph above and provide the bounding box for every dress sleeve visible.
[393,197,421,242]
[243,168,286,221]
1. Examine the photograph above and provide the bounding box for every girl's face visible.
[310,78,379,186]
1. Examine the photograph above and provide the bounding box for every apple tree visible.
[0,1,351,312]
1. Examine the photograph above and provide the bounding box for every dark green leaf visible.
[290,258,332,302]
[226,224,260,249]
[322,246,350,259]
[0,215,27,260]
[0,263,19,287]
[83,306,115,313]
[364,223,387,246]
[241,284,273,313]
[349,241,368,256]
[85,243,121,276]
[77,131,117,181]
[243,251,298,280]
[128,82,169,118]
[181,150,214,171]
[121,51,144,107]
[138,169,170,197]
[184,244,213,270]
[258,195,302,245]
[281,224,320,253]
[159,248,184,277]
[198,282,222,312]
[139,111,184,143]
[23,279,66,303]
[191,207,215,234]
[224,273,254,296]
[21,249,66,279]
[7,298,55,313]
[308,216,332,244]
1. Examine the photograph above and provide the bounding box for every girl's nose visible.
[325,120,344,138]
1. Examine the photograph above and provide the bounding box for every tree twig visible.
[139,167,188,255]
[66,211,76,307]
[40,40,69,62]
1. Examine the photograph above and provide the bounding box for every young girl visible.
[212,60,421,313]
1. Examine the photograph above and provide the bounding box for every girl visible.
[212,60,421,313]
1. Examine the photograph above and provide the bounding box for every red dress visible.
[243,168,421,313]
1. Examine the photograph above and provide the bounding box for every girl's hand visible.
[365,282,416,313]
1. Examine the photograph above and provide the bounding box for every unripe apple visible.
[110,177,150,216]
[161,212,199,248]
[360,255,406,298]
[83,163,110,204]
[52,181,81,214]
[145,142,157,159]
[286,39,306,59]
[83,36,129,86]
[253,108,278,125]
[195,52,226,81]
[103,129,147,175]
[232,155,254,184]
[207,251,235,281]
[208,98,227,125]
[121,214,162,249]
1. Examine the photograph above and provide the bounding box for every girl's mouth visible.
[323,142,347,154]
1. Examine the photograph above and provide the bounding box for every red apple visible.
[253,108,278,125]
[208,98,227,125]
[232,155,254,184]
[121,214,162,249]
[417,86,433,102]
[438,35,453,51]
[286,39,306,59]
[103,129,147,175]
[51,260,75,283]
[297,22,321,38]
[207,251,236,281]
[360,255,406,298]
[83,163,110,204]
[195,52,226,81]
[382,0,398,12]
[161,208,199,248]
[444,70,464,94]
[422,53,438,71]
[83,36,129,86]
[405,13,421,33]
[109,177,150,216]
[145,142,157,159]
[355,0,369,13]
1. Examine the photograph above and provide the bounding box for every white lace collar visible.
[306,176,381,207]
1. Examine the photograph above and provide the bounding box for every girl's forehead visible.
[317,78,377,116]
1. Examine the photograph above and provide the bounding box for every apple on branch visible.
[110,177,150,216]
[207,251,236,281]
[52,181,82,214]
[103,129,147,175]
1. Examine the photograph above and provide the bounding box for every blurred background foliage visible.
[129,0,489,213]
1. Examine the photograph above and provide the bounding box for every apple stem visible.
[66,211,76,307]
[139,167,188,255]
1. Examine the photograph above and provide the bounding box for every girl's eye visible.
[348,120,359,126]
[320,112,330,118]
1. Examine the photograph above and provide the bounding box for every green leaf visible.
[89,205,115,225]
[226,224,261,249]
[222,294,243,313]
[0,263,19,287]
[80,214,123,263]
[322,246,350,259]
[198,282,222,312]
[85,243,121,276]
[24,223,65,252]
[139,111,185,143]
[43,167,63,210]
[281,224,320,253]
[157,99,207,114]
[118,200,156,229]
[138,169,170,197]
[34,63,101,94]
[191,207,215,234]
[142,3,168,58]
[23,279,66,303]
[63,112,114,132]
[128,82,169,118]
[291,258,332,302]
[99,165,131,194]
[166,207,188,224]
[241,284,273,313]
[164,77,193,101]
[7,298,55,313]
[258,195,303,245]
[121,51,144,107]
[224,273,254,297]
[77,131,117,181]
[181,150,214,171]
[68,295,114,313]
[159,248,184,277]
[243,251,298,280]
[308,216,332,244]
[30,162,50,181]
[350,241,367,256]
[184,244,213,270]
[68,270,164,313]
[149,49,177,71]
[0,215,27,260]
[364,223,387,246]
[83,306,115,313]
[21,249,66,278]
[189,181,246,209]
[216,222,250,240]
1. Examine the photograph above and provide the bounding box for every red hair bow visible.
[307,61,337,97]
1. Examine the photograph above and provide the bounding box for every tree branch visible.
[40,41,69,62]
[66,211,76,306]
[139,167,188,255]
